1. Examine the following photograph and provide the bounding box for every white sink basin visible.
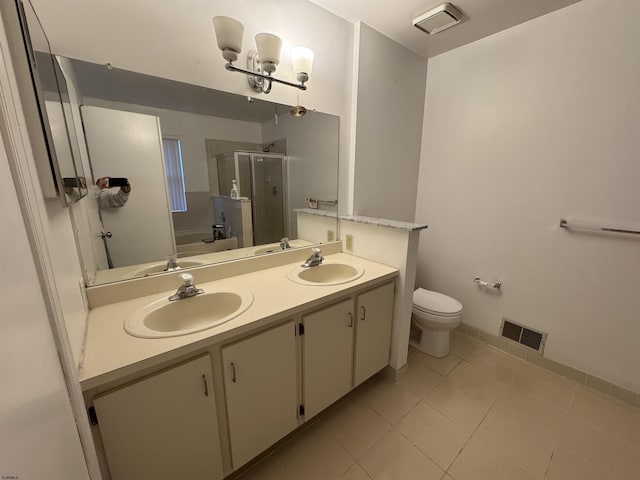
[124,290,253,338]
[128,260,205,278]
[287,262,365,286]
[254,245,282,255]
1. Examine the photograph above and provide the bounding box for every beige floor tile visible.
[357,376,420,425]
[449,331,479,358]
[341,463,372,480]
[558,414,640,480]
[396,400,470,470]
[545,447,611,480]
[323,395,391,459]
[265,422,355,480]
[464,344,524,384]
[359,430,444,480]
[447,360,505,397]
[449,435,538,480]
[511,361,576,411]
[238,452,288,480]
[471,387,564,478]
[425,362,499,433]
[425,381,493,433]
[569,386,640,447]
[409,349,463,376]
[397,355,443,400]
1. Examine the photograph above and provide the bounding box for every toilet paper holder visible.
[474,276,501,289]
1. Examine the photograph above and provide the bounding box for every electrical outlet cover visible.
[346,234,353,252]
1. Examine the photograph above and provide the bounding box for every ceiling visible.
[308,0,582,58]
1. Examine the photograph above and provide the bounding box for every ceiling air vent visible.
[413,3,464,35]
[500,318,547,354]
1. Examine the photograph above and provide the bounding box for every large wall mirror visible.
[51,57,339,286]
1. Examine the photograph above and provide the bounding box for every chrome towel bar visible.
[559,218,640,236]
[306,198,338,209]
[474,276,501,289]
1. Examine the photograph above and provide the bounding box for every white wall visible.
[0,143,90,480]
[0,150,90,480]
[351,22,427,221]
[0,15,90,471]
[415,0,640,393]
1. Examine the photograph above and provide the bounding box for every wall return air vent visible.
[500,318,547,354]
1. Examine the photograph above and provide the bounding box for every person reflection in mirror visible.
[95,177,131,208]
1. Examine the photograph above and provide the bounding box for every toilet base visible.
[409,326,451,358]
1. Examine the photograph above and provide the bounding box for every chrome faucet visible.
[169,273,204,301]
[302,248,323,268]
[164,255,179,271]
[280,237,291,250]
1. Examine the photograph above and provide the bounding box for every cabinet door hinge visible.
[298,404,305,417]
[298,323,305,336]
[88,406,98,425]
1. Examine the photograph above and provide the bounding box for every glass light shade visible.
[255,33,282,72]
[291,47,314,75]
[212,16,244,61]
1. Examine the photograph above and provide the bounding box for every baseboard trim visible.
[457,323,640,409]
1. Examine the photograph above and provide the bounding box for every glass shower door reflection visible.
[251,155,287,245]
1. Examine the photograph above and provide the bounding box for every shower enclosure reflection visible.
[216,151,287,246]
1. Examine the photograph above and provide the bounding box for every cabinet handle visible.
[360,306,366,321]
[347,312,353,328]
[230,362,237,383]
[202,374,209,397]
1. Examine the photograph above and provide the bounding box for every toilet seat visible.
[413,288,462,317]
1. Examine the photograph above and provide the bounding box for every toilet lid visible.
[413,288,463,316]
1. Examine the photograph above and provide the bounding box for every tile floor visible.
[237,331,640,480]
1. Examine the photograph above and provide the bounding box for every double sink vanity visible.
[81,244,398,480]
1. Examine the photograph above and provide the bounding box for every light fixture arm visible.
[225,59,307,92]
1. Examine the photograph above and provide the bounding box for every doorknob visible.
[100,231,112,239]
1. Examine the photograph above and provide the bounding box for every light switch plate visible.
[327,230,335,241]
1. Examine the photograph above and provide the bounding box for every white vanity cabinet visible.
[92,355,223,480]
[302,298,355,420]
[302,282,395,418]
[87,270,397,479]
[221,320,299,469]
[353,282,395,386]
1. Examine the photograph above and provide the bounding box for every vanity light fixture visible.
[212,16,314,94]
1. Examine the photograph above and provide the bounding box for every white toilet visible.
[410,288,463,358]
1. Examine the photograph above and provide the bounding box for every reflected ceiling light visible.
[212,16,314,94]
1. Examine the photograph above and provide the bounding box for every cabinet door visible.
[354,282,395,386]
[222,320,298,469]
[93,355,223,480]
[303,298,354,420]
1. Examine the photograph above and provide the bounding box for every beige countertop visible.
[80,253,398,391]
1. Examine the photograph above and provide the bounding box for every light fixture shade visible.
[212,16,244,61]
[255,33,282,73]
[291,46,314,82]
